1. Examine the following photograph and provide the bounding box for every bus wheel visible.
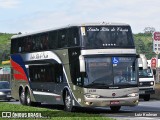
[143,95,150,101]
[110,106,121,112]
[64,91,74,112]
[19,90,26,105]
[26,90,32,106]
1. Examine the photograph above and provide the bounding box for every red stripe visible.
[11,59,28,81]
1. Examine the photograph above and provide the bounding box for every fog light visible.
[128,93,138,97]
[85,101,93,105]
[133,100,139,104]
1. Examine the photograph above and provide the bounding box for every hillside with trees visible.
[134,33,155,59]
[0,33,14,64]
[0,32,157,65]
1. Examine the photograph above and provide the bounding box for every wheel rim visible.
[65,94,71,109]
[26,93,31,104]
[20,91,25,102]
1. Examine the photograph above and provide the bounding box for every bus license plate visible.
[110,101,120,105]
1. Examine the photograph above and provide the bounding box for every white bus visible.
[10,23,147,112]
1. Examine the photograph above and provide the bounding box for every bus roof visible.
[11,22,130,39]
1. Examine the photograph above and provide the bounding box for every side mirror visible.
[79,55,85,72]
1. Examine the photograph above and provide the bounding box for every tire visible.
[26,90,41,106]
[143,95,150,101]
[110,106,121,112]
[19,90,26,105]
[64,91,74,112]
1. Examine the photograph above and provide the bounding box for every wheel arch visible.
[24,85,36,102]
[19,85,24,96]
[62,86,71,104]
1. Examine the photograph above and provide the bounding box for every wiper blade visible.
[85,82,106,87]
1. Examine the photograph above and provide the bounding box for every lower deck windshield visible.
[84,56,137,88]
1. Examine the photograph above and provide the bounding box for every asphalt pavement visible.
[2,98,160,120]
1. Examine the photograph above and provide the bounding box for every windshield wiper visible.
[85,82,107,87]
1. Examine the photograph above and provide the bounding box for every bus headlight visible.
[139,82,143,86]
[85,94,100,98]
[150,82,154,86]
[128,93,138,97]
[0,92,5,95]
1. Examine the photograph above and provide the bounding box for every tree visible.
[144,27,156,34]
[135,39,146,54]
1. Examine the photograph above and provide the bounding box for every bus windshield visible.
[84,57,137,88]
[82,26,134,49]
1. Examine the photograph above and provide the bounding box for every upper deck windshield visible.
[81,26,134,49]
[139,67,153,78]
[84,56,137,88]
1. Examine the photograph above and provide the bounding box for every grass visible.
[0,102,114,120]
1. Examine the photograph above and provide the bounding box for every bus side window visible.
[68,27,80,47]
[11,38,18,53]
[18,38,24,53]
[42,33,49,50]
[58,29,67,48]
[55,64,63,83]
[70,60,82,86]
[49,31,58,49]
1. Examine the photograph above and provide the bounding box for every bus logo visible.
[112,57,119,64]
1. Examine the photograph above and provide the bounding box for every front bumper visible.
[139,88,155,95]
[83,96,139,107]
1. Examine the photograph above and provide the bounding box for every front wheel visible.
[110,106,121,112]
[64,91,74,112]
[143,95,150,101]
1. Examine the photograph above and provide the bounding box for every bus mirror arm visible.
[79,55,85,72]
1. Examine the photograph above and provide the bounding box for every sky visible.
[0,0,160,34]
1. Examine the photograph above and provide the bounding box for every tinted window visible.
[49,31,58,49]
[68,27,80,47]
[29,64,63,83]
[29,65,55,82]
[58,29,67,48]
[70,59,84,86]
[82,26,134,49]
[11,39,18,54]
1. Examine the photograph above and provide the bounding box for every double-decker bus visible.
[10,23,147,112]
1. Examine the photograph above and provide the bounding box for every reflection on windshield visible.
[0,82,10,89]
[113,57,136,85]
[84,57,137,87]
[139,67,153,78]
[85,58,112,86]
